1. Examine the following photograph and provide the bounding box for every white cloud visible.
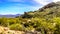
[33,0,60,5]
[53,0,60,2]
[33,0,52,5]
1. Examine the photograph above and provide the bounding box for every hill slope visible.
[20,2,60,19]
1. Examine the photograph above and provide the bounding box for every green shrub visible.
[9,24,24,31]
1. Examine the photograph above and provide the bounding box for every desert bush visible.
[9,24,25,31]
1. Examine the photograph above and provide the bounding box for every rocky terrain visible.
[0,26,41,34]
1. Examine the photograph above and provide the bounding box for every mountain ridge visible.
[19,1,60,19]
[0,14,21,18]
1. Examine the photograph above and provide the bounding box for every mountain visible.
[19,2,60,19]
[0,14,21,18]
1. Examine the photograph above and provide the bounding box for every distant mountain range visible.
[0,14,21,18]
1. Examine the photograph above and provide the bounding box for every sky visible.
[0,0,60,15]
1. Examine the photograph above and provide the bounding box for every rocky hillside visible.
[20,2,60,19]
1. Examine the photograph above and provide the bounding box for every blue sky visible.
[0,0,59,14]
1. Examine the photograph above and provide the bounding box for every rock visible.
[0,26,4,33]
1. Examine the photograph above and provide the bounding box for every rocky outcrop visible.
[39,2,60,11]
